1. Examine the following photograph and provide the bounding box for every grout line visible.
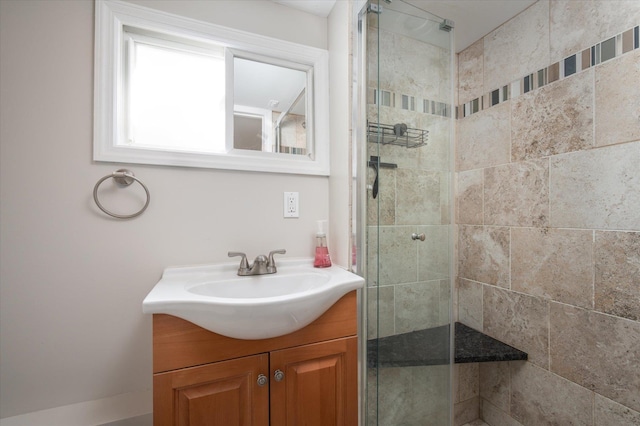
[508,227,512,291]
[591,230,596,311]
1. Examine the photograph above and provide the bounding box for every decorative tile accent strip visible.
[458,25,640,119]
[369,87,452,118]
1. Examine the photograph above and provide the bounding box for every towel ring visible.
[93,169,150,219]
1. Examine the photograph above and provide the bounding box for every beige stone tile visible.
[395,281,441,333]
[550,302,640,411]
[481,398,523,426]
[595,231,640,321]
[479,362,510,413]
[417,114,451,172]
[483,0,550,91]
[395,168,441,225]
[459,362,480,402]
[484,159,549,227]
[439,280,452,326]
[375,27,451,101]
[455,396,480,426]
[417,225,450,281]
[510,361,593,426]
[549,142,640,230]
[367,225,417,286]
[457,169,483,225]
[367,285,394,339]
[461,420,488,426]
[367,165,395,226]
[595,49,640,147]
[441,172,451,225]
[456,102,510,172]
[511,70,594,161]
[550,0,640,63]
[483,287,549,369]
[511,227,594,308]
[458,225,510,288]
[458,278,483,330]
[454,363,461,403]
[459,39,484,105]
[376,365,451,425]
[595,394,640,426]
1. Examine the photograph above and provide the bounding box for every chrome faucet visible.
[228,249,286,276]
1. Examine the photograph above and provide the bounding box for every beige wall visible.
[0,0,335,418]
[455,1,640,425]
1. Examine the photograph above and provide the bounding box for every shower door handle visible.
[411,233,425,241]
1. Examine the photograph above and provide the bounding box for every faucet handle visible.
[267,249,286,272]
[228,252,250,272]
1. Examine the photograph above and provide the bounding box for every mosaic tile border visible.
[457,25,640,119]
[369,88,453,118]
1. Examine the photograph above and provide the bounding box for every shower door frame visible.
[352,1,456,424]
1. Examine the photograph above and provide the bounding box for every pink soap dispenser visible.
[314,220,332,268]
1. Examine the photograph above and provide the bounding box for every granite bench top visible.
[367,322,528,368]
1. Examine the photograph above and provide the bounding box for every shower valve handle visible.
[411,233,426,241]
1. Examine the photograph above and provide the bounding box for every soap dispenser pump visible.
[314,220,332,268]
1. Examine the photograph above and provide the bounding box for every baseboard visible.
[98,413,152,426]
[0,390,152,426]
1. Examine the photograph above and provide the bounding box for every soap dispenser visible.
[314,220,332,268]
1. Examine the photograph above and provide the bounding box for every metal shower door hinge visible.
[439,19,454,32]
[368,3,382,14]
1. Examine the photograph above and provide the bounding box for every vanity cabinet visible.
[152,291,358,426]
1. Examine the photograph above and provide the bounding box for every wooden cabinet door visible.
[269,337,357,426]
[154,353,269,426]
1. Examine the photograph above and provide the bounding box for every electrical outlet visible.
[284,192,299,218]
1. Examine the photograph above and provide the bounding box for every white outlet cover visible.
[284,192,299,218]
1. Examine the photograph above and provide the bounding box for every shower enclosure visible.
[355,1,455,424]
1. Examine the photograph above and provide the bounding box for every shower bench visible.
[367,322,527,367]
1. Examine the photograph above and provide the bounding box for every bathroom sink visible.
[142,258,364,340]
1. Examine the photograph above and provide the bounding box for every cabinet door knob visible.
[274,369,285,382]
[257,374,268,387]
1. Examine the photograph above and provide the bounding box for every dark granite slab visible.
[367,322,527,368]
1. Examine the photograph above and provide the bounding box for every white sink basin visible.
[142,258,364,340]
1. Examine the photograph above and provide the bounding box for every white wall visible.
[0,0,332,418]
[328,0,352,269]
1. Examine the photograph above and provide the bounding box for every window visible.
[124,31,226,153]
[94,0,330,175]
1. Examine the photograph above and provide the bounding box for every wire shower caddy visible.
[367,122,428,148]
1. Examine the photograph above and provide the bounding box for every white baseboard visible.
[0,390,152,426]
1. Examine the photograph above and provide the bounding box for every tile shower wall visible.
[455,1,640,425]
[367,20,452,340]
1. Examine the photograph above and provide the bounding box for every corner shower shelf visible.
[367,322,528,368]
[367,122,428,148]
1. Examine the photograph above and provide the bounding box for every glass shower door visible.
[359,1,454,424]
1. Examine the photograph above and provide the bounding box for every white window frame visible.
[94,0,330,175]
[233,105,274,152]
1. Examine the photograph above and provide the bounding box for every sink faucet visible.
[228,249,286,276]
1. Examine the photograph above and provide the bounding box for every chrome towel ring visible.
[93,169,150,219]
